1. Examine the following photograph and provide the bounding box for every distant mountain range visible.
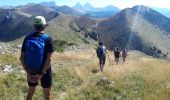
[1,1,170,18]
[29,2,120,18]
[17,4,59,21]
[0,2,170,58]
[39,1,58,8]
[0,3,97,45]
[98,5,170,58]
[55,5,84,16]
[73,3,120,12]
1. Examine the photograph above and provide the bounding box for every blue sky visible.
[0,0,170,9]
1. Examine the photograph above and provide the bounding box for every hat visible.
[33,16,46,25]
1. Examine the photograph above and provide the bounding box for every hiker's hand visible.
[37,74,43,80]
[28,74,39,83]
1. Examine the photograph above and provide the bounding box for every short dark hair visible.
[34,24,46,31]
[99,41,103,46]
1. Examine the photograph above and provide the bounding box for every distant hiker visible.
[96,41,107,72]
[20,16,53,100]
[122,49,128,63]
[114,47,121,64]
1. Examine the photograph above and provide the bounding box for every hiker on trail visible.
[20,16,53,100]
[96,41,107,72]
[114,47,121,64]
[122,49,128,63]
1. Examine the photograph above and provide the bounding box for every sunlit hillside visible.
[0,1,170,100]
[0,49,170,100]
[98,6,170,59]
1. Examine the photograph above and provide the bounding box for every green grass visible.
[0,50,170,100]
[0,73,27,100]
[0,54,20,66]
[114,73,170,100]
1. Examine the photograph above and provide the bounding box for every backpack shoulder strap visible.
[38,34,49,44]
[41,33,49,39]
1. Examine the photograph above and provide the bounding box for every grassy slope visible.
[46,14,96,45]
[8,13,97,47]
[0,50,170,100]
[46,14,82,43]
[126,11,170,56]
[98,9,170,58]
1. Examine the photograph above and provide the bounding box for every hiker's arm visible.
[41,53,53,74]
[104,46,108,53]
[106,49,108,53]
[41,36,53,75]
[20,37,28,73]
[20,52,28,74]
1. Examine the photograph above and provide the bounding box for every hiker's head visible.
[115,47,119,51]
[99,41,103,46]
[33,16,47,31]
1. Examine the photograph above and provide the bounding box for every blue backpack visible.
[24,33,49,73]
[96,47,105,58]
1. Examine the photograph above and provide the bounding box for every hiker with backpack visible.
[20,16,53,100]
[122,49,128,63]
[96,41,107,72]
[114,47,121,65]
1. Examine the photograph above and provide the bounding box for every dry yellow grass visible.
[52,49,170,82]
[1,49,170,100]
[52,50,170,99]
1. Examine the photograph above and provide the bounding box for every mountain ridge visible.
[98,5,170,58]
[73,2,120,12]
[0,3,170,58]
